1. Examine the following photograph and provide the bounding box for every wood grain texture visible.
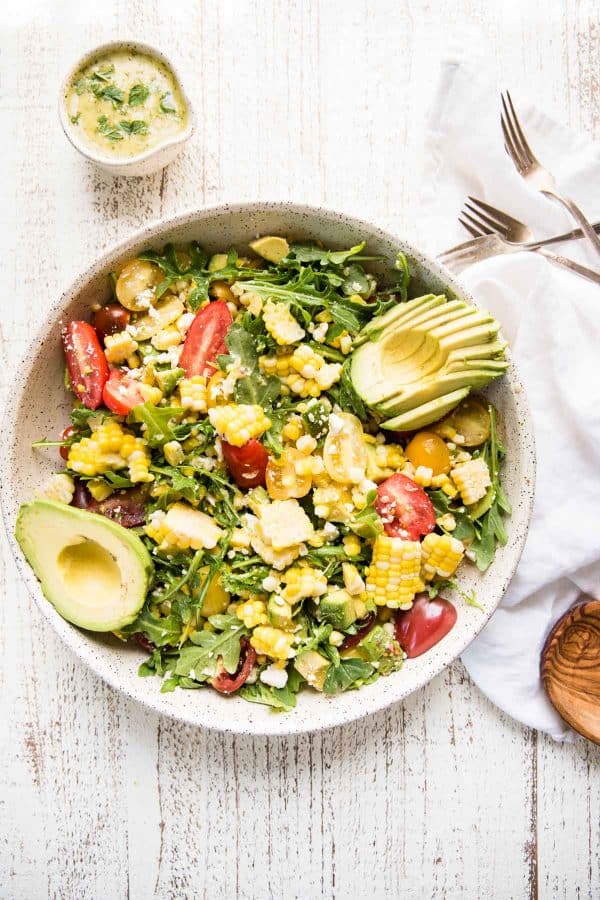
[1,1,600,898]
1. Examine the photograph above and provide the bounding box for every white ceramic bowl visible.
[58,41,195,177]
[1,202,536,736]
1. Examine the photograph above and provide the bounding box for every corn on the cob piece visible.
[282,565,328,603]
[451,458,491,505]
[236,599,269,629]
[250,625,296,660]
[144,502,223,551]
[365,535,423,609]
[421,533,464,581]
[208,404,271,447]
[263,299,305,345]
[260,345,342,398]
[179,376,208,413]
[67,421,153,483]
[104,331,139,364]
[36,473,75,505]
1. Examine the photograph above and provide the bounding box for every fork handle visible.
[536,247,600,285]
[526,221,600,249]
[541,189,600,261]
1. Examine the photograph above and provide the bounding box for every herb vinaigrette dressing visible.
[65,50,188,158]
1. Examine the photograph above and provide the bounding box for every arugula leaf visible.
[220,323,281,410]
[239,677,300,711]
[469,406,511,571]
[341,263,373,298]
[151,464,201,503]
[428,490,476,543]
[333,360,368,422]
[323,654,374,694]
[103,471,134,488]
[175,615,248,678]
[392,252,410,301]
[124,609,183,648]
[160,91,177,113]
[128,403,183,447]
[288,242,366,266]
[70,406,106,428]
[348,490,383,540]
[128,83,149,106]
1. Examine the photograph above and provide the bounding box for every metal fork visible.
[438,198,600,284]
[460,196,600,250]
[501,91,600,261]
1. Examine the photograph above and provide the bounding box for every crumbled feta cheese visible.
[260,664,289,689]
[262,575,279,593]
[328,412,345,435]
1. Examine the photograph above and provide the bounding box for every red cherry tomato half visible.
[132,632,155,652]
[222,439,269,488]
[395,594,457,658]
[71,478,91,510]
[211,638,257,694]
[59,425,75,461]
[93,303,130,343]
[179,300,232,378]
[61,321,109,410]
[339,612,377,652]
[102,368,145,416]
[375,473,435,541]
[87,487,148,528]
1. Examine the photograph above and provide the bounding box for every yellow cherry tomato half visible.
[405,431,451,476]
[266,448,312,500]
[323,412,367,484]
[116,259,162,311]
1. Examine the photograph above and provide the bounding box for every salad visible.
[16,235,511,710]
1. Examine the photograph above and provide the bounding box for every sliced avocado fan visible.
[16,500,153,632]
[350,293,508,430]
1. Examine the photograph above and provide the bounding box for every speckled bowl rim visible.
[1,201,536,736]
[58,40,195,168]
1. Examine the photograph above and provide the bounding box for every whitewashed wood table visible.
[1,2,599,898]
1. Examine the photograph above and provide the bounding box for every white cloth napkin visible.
[419,56,600,740]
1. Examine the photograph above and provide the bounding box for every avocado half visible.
[16,500,153,632]
[350,293,508,430]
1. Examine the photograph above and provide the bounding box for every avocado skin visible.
[15,499,153,632]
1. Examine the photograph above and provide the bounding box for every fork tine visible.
[466,196,524,231]
[460,211,494,237]
[504,91,537,166]
[500,102,527,172]
[463,203,509,237]
[458,216,482,238]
